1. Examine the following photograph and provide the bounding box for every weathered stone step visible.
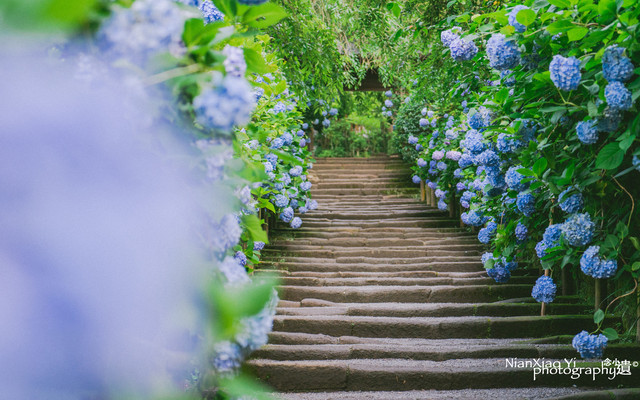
[311,189,417,196]
[247,357,638,392]
[272,228,470,239]
[292,219,461,229]
[254,341,640,362]
[277,275,535,287]
[271,315,605,339]
[299,210,445,220]
[264,254,482,265]
[277,284,533,303]
[258,270,488,279]
[264,260,483,273]
[275,388,593,400]
[270,237,478,247]
[263,246,482,259]
[275,301,586,318]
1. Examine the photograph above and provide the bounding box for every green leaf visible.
[598,0,617,23]
[594,309,605,324]
[244,48,269,74]
[595,142,625,170]
[517,168,535,177]
[516,9,536,26]
[632,261,640,271]
[568,27,589,42]
[243,2,288,29]
[533,157,548,177]
[602,327,619,341]
[546,20,575,34]
[212,0,236,18]
[241,214,268,243]
[548,0,571,8]
[629,237,640,251]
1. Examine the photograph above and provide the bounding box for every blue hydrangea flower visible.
[412,175,421,184]
[419,118,429,127]
[508,5,529,32]
[516,192,535,216]
[486,258,517,283]
[454,168,464,179]
[222,45,246,77]
[549,55,581,91]
[558,187,584,214]
[486,34,521,70]
[505,166,528,192]
[211,214,242,254]
[500,70,516,86]
[300,181,312,191]
[329,108,338,116]
[602,45,634,83]
[270,137,284,150]
[199,0,224,23]
[384,90,393,97]
[633,155,640,171]
[459,153,474,168]
[456,182,466,191]
[253,241,265,251]
[432,150,445,161]
[478,221,498,244]
[290,217,302,229]
[306,199,318,210]
[604,81,633,111]
[463,129,485,155]
[437,199,448,211]
[408,135,418,145]
[531,275,556,303]
[289,165,303,177]
[281,132,293,145]
[580,246,618,279]
[440,27,461,47]
[572,331,607,359]
[99,0,188,62]
[210,342,243,372]
[219,256,249,285]
[418,158,427,168]
[322,119,330,127]
[561,213,595,247]
[194,76,256,132]
[461,210,488,226]
[416,144,423,151]
[576,120,598,144]
[476,149,500,167]
[436,161,447,171]
[515,222,528,242]
[279,207,294,223]
[385,99,393,108]
[234,250,247,267]
[450,37,478,61]
[274,194,289,208]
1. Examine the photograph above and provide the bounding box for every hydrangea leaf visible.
[596,142,625,170]
[548,0,571,8]
[515,9,536,26]
[594,309,605,324]
[568,27,589,42]
[602,327,618,340]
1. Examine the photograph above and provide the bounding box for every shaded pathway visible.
[249,156,638,399]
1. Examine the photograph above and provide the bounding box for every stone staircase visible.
[248,156,640,399]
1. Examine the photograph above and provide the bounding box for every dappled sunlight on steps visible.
[248,156,638,399]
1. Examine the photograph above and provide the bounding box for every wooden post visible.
[420,181,425,201]
[541,269,550,316]
[449,190,456,219]
[594,278,601,312]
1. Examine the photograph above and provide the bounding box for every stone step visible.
[270,237,478,247]
[263,246,483,259]
[263,260,483,273]
[264,254,482,265]
[290,219,461,229]
[254,341,640,362]
[274,301,586,318]
[277,284,534,303]
[275,388,594,400]
[271,228,470,239]
[271,315,605,339]
[298,210,445,220]
[278,275,534,287]
[247,357,638,392]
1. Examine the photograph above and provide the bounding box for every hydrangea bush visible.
[391,0,640,357]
